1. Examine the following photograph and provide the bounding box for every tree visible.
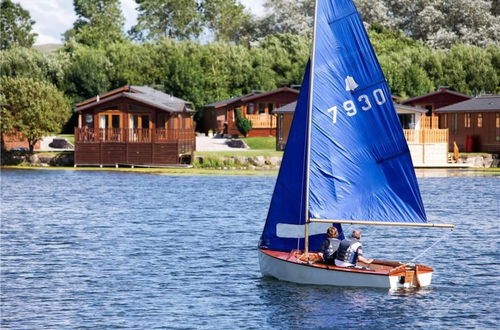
[63,45,112,102]
[0,0,37,50]
[0,47,68,88]
[235,108,252,137]
[130,0,201,41]
[201,0,251,42]
[358,0,500,48]
[255,0,314,39]
[0,77,70,153]
[64,0,125,46]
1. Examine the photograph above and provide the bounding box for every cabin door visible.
[99,113,121,141]
[129,114,151,142]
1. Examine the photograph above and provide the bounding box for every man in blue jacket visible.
[335,229,373,267]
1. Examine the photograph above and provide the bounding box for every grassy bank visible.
[240,137,275,150]
[1,165,278,176]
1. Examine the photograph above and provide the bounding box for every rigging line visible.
[410,229,454,263]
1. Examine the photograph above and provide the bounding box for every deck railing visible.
[403,129,448,144]
[245,114,277,128]
[75,128,195,146]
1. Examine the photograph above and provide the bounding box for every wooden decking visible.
[74,128,195,166]
[403,129,448,144]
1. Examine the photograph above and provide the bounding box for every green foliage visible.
[0,0,37,50]
[64,0,125,46]
[0,77,70,152]
[201,0,251,42]
[131,0,201,41]
[63,45,112,101]
[0,47,68,88]
[235,108,252,137]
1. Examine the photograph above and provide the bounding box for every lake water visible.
[1,169,499,329]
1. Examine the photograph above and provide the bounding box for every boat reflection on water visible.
[257,277,436,328]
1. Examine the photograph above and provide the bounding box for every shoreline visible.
[0,165,279,176]
[2,165,499,177]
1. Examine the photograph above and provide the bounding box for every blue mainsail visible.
[260,0,427,253]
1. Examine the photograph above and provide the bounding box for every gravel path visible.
[196,136,248,152]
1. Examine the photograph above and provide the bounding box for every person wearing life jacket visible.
[318,227,340,265]
[335,229,374,267]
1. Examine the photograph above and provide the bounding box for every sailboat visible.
[258,0,454,290]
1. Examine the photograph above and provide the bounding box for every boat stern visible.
[388,264,433,290]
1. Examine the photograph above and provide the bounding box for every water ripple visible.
[1,170,499,328]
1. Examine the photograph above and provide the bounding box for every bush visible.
[235,109,252,137]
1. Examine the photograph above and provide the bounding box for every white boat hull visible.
[259,249,432,290]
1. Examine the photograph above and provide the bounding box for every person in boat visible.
[318,227,340,265]
[334,229,374,268]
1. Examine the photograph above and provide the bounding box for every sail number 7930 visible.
[327,88,386,124]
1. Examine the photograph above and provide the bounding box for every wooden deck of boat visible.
[260,249,432,276]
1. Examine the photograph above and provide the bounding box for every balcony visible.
[75,128,194,144]
[403,129,448,144]
[245,114,277,128]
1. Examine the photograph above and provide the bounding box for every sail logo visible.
[327,87,387,124]
[345,76,359,91]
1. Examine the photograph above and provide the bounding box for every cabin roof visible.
[203,93,255,108]
[273,101,297,113]
[203,87,300,109]
[401,87,471,105]
[395,104,427,113]
[272,101,426,114]
[434,95,500,112]
[241,87,299,102]
[75,85,194,113]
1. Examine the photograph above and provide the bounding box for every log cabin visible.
[2,131,41,151]
[74,85,195,166]
[274,101,450,166]
[202,87,299,137]
[435,95,500,153]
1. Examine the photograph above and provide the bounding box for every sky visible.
[17,0,266,45]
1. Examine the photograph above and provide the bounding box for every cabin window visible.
[398,114,415,129]
[98,113,121,142]
[268,103,274,114]
[496,113,500,141]
[452,113,458,132]
[247,103,255,115]
[158,112,167,129]
[99,114,121,128]
[441,113,448,129]
[258,103,266,114]
[424,104,433,116]
[477,113,483,128]
[85,114,93,128]
[464,113,471,128]
[129,114,151,142]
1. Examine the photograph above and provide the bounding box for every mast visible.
[304,0,320,257]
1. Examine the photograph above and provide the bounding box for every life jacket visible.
[336,238,362,264]
[323,238,340,261]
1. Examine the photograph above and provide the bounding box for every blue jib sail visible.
[260,0,427,253]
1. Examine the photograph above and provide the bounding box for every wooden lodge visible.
[401,87,472,119]
[434,95,500,153]
[202,87,299,137]
[2,131,41,151]
[74,86,196,166]
[274,101,450,166]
